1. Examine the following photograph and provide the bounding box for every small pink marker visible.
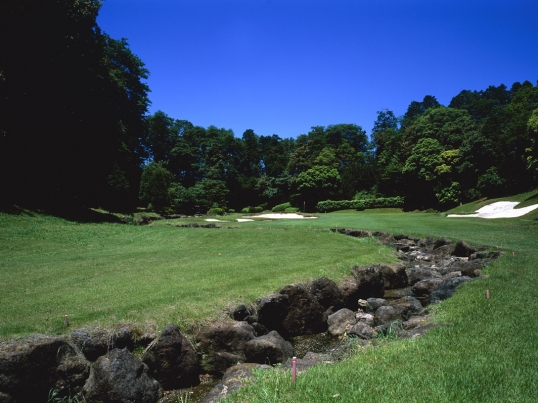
[292,357,297,382]
[486,290,490,300]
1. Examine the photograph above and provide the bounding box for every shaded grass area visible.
[224,202,538,403]
[0,213,396,337]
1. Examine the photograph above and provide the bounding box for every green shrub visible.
[316,197,404,212]
[242,206,263,214]
[272,202,291,212]
[228,209,235,214]
[284,207,299,212]
[209,207,224,215]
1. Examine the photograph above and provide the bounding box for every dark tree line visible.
[1,1,537,213]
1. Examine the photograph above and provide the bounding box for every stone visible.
[355,312,375,327]
[346,229,372,238]
[351,265,385,299]
[327,309,357,336]
[389,296,423,318]
[196,321,255,374]
[83,348,162,403]
[411,278,444,296]
[256,293,289,334]
[444,271,462,279]
[460,260,485,278]
[430,276,472,303]
[374,305,402,326]
[347,322,377,339]
[338,279,361,311]
[71,328,111,361]
[365,298,388,313]
[398,322,449,339]
[141,323,200,389]
[229,304,255,322]
[406,267,442,286]
[380,264,408,289]
[453,240,478,258]
[202,363,271,403]
[433,237,452,250]
[431,244,456,256]
[244,331,294,365]
[279,284,328,336]
[307,277,345,310]
[0,336,89,403]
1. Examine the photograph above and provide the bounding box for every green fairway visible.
[0,211,397,337]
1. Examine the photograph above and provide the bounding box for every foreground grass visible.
[0,212,396,337]
[224,198,538,403]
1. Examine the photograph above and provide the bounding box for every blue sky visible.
[97,0,538,139]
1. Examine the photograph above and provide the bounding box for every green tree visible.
[139,163,172,210]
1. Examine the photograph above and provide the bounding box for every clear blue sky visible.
[97,0,538,139]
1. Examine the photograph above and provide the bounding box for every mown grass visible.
[223,195,538,403]
[0,212,396,337]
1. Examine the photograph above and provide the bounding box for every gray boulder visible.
[433,237,452,250]
[411,278,444,296]
[406,267,442,286]
[256,293,289,334]
[366,297,388,313]
[307,277,345,310]
[453,240,478,258]
[279,284,328,336]
[374,305,401,326]
[338,279,361,311]
[83,348,162,403]
[380,264,408,289]
[196,321,255,374]
[430,276,472,303]
[0,336,89,403]
[142,323,200,389]
[389,296,423,318]
[71,328,111,361]
[244,331,294,365]
[351,265,385,299]
[347,322,377,339]
[327,309,357,336]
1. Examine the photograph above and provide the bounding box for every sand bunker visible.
[447,201,538,219]
[205,218,228,222]
[236,218,254,222]
[246,213,317,219]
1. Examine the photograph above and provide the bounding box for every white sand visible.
[236,218,254,222]
[245,213,317,219]
[447,201,538,219]
[205,218,228,222]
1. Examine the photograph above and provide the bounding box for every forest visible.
[2,0,538,214]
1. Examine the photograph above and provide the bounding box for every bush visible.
[284,207,299,212]
[241,206,263,214]
[272,202,291,212]
[209,207,225,215]
[228,209,235,214]
[316,197,404,212]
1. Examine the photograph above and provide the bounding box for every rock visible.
[0,336,89,403]
[347,322,377,339]
[453,240,478,258]
[71,328,111,361]
[402,315,430,330]
[229,304,256,322]
[278,351,332,371]
[346,229,372,238]
[429,276,472,303]
[83,348,162,403]
[244,331,294,365]
[411,278,444,296]
[460,260,485,278]
[196,321,255,374]
[339,279,361,311]
[374,305,401,326]
[444,271,462,279]
[351,265,385,299]
[355,312,375,327]
[327,309,357,336]
[256,293,289,334]
[141,323,200,389]
[279,284,328,336]
[202,363,271,403]
[365,298,388,313]
[389,296,423,318]
[380,264,408,289]
[307,277,345,310]
[406,267,442,286]
[433,237,452,250]
[431,244,456,256]
[114,327,134,351]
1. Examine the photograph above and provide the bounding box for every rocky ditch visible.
[0,230,501,403]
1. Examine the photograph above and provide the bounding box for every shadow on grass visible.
[0,203,124,224]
